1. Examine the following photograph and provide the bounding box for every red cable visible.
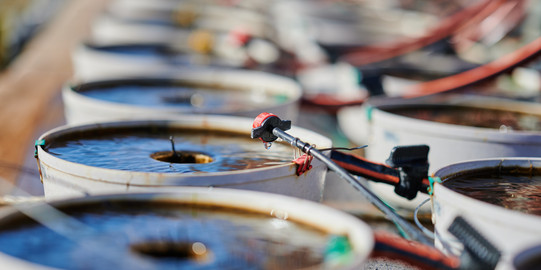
[304,0,524,110]
[340,0,501,66]
[372,231,461,270]
[405,35,541,98]
[333,159,401,185]
[452,0,526,52]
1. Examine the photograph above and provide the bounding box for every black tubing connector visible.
[385,145,429,200]
[251,114,291,143]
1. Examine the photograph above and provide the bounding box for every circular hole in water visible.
[151,151,213,164]
[130,241,209,261]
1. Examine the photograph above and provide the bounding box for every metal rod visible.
[169,136,180,159]
[272,128,433,246]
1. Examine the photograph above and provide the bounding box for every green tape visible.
[354,67,363,84]
[365,105,373,121]
[324,235,353,266]
[428,176,442,195]
[34,139,45,158]
[274,94,289,104]
[393,220,409,240]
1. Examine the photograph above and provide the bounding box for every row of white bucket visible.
[3,2,370,267]
[33,75,541,269]
[23,77,364,268]
[5,0,541,268]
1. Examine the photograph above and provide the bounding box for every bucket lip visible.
[105,2,269,23]
[63,68,302,115]
[103,4,269,32]
[0,188,373,269]
[432,157,541,226]
[77,41,183,60]
[82,41,170,52]
[36,116,332,185]
[73,44,250,77]
[363,96,541,143]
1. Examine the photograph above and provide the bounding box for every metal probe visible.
[251,112,432,246]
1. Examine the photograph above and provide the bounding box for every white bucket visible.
[337,95,541,213]
[89,12,268,48]
[100,2,268,36]
[0,188,373,269]
[71,43,244,81]
[296,62,368,104]
[91,15,184,45]
[35,115,331,202]
[432,158,541,269]
[83,15,280,80]
[62,69,301,124]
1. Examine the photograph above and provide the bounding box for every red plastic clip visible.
[293,154,313,176]
[228,28,252,47]
[252,112,275,129]
[252,112,275,142]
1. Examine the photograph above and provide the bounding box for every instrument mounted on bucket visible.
[331,145,430,200]
[251,112,291,143]
[386,145,429,200]
[250,112,507,269]
[251,112,432,246]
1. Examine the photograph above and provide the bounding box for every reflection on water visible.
[45,128,294,173]
[388,105,541,131]
[78,82,285,112]
[444,173,541,216]
[0,202,330,270]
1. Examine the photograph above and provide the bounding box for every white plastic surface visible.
[0,188,373,269]
[433,158,541,269]
[63,69,302,124]
[37,116,331,202]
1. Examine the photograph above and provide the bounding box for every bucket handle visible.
[34,139,45,183]
[413,199,461,262]
[414,198,435,240]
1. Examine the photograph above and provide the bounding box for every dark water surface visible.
[98,44,171,57]
[44,127,294,173]
[0,201,332,270]
[443,172,541,216]
[76,80,288,112]
[387,105,541,131]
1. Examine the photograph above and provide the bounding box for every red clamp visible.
[252,112,275,129]
[293,154,313,176]
[228,28,252,47]
[251,112,291,143]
